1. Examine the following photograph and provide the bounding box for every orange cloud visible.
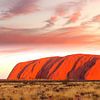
[67,11,81,23]
[0,27,99,48]
[0,47,34,53]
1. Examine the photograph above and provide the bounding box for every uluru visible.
[8,54,100,80]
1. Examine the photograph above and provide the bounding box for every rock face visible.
[8,54,100,80]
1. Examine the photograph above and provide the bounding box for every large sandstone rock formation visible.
[8,54,100,80]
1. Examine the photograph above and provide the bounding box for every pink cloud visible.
[43,3,67,29]
[0,0,39,19]
[67,11,81,24]
[43,1,84,28]
[43,16,58,29]
[0,27,99,48]
[92,15,100,22]
[55,4,67,17]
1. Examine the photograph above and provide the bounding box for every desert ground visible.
[0,80,100,100]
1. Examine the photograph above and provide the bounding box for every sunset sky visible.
[0,0,100,79]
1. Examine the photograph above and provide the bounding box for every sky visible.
[0,0,100,79]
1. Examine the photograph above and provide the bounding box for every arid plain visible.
[0,81,100,100]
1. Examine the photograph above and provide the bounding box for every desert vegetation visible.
[0,81,100,100]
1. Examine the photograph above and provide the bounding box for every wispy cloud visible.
[43,0,85,29]
[0,0,100,47]
[43,16,57,29]
[0,26,100,48]
[0,0,39,19]
[92,15,100,22]
[0,46,34,53]
[65,11,81,24]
